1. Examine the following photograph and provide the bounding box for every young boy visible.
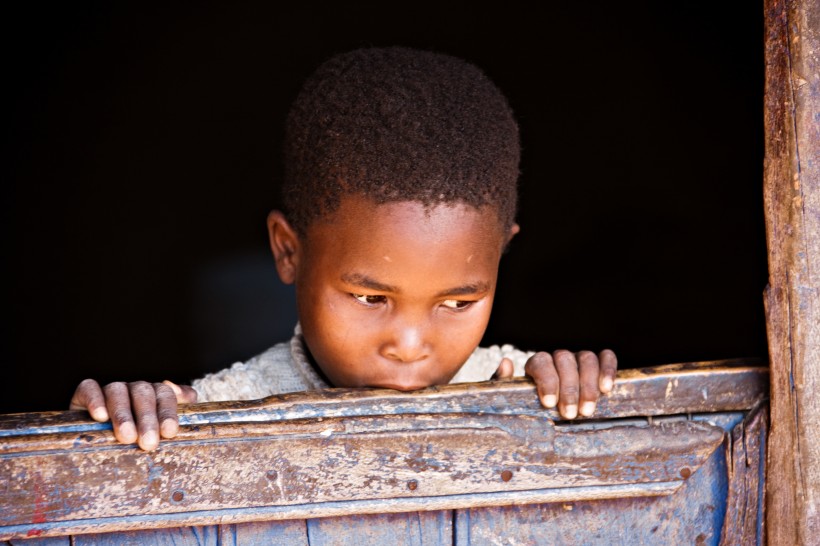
[70,47,617,451]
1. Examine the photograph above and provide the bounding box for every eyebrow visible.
[341,273,398,293]
[341,273,490,298]
[435,282,491,298]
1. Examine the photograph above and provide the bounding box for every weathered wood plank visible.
[305,511,452,546]
[7,538,70,546]
[228,520,309,545]
[0,414,724,540]
[720,403,767,545]
[763,0,820,543]
[74,526,218,546]
[0,362,766,540]
[0,359,767,438]
[0,482,686,542]
[455,443,729,546]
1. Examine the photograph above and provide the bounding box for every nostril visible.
[381,341,428,363]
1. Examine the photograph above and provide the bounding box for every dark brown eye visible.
[352,294,386,305]
[442,299,473,310]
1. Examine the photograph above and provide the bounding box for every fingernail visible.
[564,405,578,419]
[601,377,614,392]
[160,418,179,438]
[119,422,137,442]
[91,407,109,422]
[543,395,558,408]
[580,401,596,416]
[140,431,159,451]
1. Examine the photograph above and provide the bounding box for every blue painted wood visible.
[0,375,765,544]
[455,446,728,545]
[73,526,218,546]
[229,520,310,545]
[8,538,69,546]
[453,419,737,546]
[305,510,452,546]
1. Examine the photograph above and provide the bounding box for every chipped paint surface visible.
[0,360,767,542]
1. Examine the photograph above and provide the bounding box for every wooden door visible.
[1,360,766,544]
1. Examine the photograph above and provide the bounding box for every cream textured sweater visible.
[193,325,534,402]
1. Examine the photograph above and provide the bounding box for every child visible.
[70,47,617,451]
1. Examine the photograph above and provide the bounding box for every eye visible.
[441,299,473,310]
[352,294,386,306]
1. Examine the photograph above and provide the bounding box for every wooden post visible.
[764,0,820,543]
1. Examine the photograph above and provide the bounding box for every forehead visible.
[301,196,506,277]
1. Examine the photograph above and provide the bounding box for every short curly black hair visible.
[282,46,520,235]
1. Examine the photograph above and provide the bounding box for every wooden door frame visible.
[763,0,820,543]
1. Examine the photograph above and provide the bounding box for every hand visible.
[493,349,617,419]
[69,379,198,451]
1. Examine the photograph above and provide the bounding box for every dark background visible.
[5,1,768,413]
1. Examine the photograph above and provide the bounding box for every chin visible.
[371,381,433,392]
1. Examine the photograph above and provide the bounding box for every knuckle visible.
[157,407,178,422]
[134,410,158,424]
[78,378,99,390]
[524,353,558,382]
[530,351,552,363]
[601,349,618,364]
[561,384,580,396]
[110,409,135,424]
[104,381,127,390]
[525,352,552,372]
[582,391,600,403]
[577,350,596,361]
[553,349,573,359]
[129,380,152,391]
[153,383,175,399]
[583,375,600,389]
[524,359,537,374]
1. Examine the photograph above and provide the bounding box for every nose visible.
[380,319,430,363]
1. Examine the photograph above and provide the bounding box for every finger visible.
[154,382,181,439]
[554,350,580,419]
[577,351,601,417]
[598,349,618,393]
[163,380,198,404]
[525,352,559,408]
[103,382,138,445]
[491,358,514,380]
[128,381,161,451]
[69,379,109,422]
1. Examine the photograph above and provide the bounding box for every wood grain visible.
[455,442,731,546]
[0,359,767,440]
[0,361,766,541]
[0,413,723,539]
[720,403,768,545]
[763,0,820,543]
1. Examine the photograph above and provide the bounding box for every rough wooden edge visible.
[763,0,820,543]
[720,402,768,545]
[2,481,682,541]
[0,359,768,437]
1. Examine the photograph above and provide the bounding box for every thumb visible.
[491,357,515,380]
[163,380,198,404]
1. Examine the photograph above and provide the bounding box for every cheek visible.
[437,301,495,357]
[299,293,372,362]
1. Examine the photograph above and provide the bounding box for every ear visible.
[506,223,520,245]
[267,210,301,285]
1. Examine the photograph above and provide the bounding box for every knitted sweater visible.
[193,324,534,402]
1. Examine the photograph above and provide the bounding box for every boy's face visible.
[268,195,515,390]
